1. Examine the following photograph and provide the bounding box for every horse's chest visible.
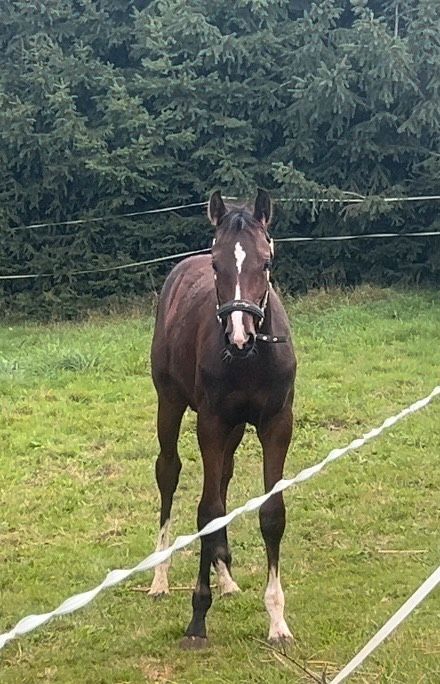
[199,368,285,425]
[204,392,257,425]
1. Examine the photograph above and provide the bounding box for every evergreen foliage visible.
[0,0,439,316]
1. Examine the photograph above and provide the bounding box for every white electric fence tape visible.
[331,564,440,683]
[0,385,439,653]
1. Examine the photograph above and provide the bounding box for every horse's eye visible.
[263,259,272,271]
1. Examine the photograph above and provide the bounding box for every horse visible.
[148,189,297,648]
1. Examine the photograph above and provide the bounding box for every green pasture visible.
[1,287,439,683]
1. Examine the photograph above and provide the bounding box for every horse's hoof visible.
[268,618,294,646]
[146,584,170,600]
[218,577,241,598]
[219,585,241,599]
[268,634,294,648]
[180,636,209,650]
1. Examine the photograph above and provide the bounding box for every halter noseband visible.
[216,299,265,321]
[215,272,287,345]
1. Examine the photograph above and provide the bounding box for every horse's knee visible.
[213,544,231,567]
[197,498,224,530]
[259,495,286,545]
[197,499,229,572]
[155,452,182,491]
[155,453,182,527]
[221,457,234,485]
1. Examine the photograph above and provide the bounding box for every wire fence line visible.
[3,193,440,233]
[1,230,440,281]
[289,194,440,204]
[5,201,209,232]
[1,384,439,662]
[275,230,440,243]
[0,248,211,280]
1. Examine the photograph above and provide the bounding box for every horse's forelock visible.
[230,212,245,232]
[222,207,259,233]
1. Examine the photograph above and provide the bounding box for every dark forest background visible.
[1,0,439,317]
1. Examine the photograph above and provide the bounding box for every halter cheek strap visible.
[255,333,287,344]
[256,281,287,343]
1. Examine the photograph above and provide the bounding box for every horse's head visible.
[209,189,274,358]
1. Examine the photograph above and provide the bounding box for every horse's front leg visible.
[215,422,245,597]
[181,411,230,649]
[257,402,294,644]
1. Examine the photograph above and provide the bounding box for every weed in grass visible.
[0,356,20,377]
[50,351,102,372]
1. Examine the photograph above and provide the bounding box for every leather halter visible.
[214,269,287,345]
[216,299,265,321]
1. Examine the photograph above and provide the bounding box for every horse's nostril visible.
[226,331,248,349]
[225,333,254,352]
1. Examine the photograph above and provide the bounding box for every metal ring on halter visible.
[255,333,287,343]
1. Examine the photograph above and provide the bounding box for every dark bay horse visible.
[149,189,297,648]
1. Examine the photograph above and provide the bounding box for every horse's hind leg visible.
[257,404,293,644]
[149,393,186,597]
[215,422,245,597]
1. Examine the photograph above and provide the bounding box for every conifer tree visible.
[1,0,439,315]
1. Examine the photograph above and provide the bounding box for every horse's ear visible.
[253,188,272,227]
[208,190,226,226]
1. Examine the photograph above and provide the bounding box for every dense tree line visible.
[0,0,439,316]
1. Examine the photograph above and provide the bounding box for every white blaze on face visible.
[265,567,293,642]
[231,241,248,349]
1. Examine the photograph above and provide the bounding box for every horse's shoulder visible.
[167,254,211,283]
[160,256,212,304]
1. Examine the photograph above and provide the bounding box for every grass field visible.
[1,286,439,684]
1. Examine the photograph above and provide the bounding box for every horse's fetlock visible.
[213,545,231,566]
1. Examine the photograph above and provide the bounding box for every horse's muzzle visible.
[223,333,256,360]
[217,298,262,355]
